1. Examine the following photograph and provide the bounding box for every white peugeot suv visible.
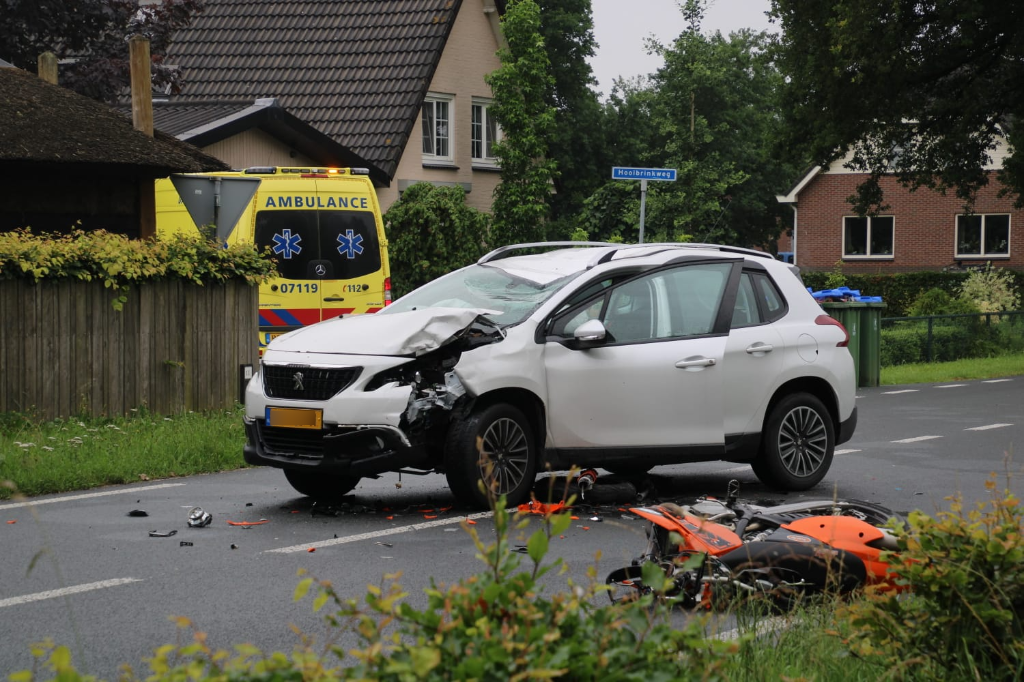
[244,243,857,508]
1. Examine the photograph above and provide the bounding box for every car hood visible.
[267,307,502,357]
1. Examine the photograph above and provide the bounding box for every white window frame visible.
[471,98,502,168]
[421,93,454,164]
[842,215,895,259]
[955,213,1011,258]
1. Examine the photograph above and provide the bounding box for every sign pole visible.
[611,167,677,245]
[639,179,648,244]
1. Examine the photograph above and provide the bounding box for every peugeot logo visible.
[292,371,305,391]
[315,264,326,276]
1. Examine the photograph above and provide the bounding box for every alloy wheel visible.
[478,416,531,496]
[777,406,828,477]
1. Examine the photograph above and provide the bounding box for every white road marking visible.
[0,578,143,609]
[892,435,943,443]
[265,511,494,554]
[935,384,966,388]
[713,616,791,642]
[835,449,861,455]
[0,483,186,511]
[983,379,1013,383]
[883,389,919,395]
[965,423,1014,431]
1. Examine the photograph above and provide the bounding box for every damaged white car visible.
[244,242,858,508]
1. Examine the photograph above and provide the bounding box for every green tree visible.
[575,1,795,247]
[486,0,557,247]
[770,0,1024,211]
[533,0,610,238]
[0,0,205,104]
[383,183,489,298]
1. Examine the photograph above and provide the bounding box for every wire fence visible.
[880,310,1024,366]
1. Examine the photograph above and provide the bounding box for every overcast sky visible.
[588,0,776,98]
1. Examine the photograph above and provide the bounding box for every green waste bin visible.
[821,302,862,384]
[858,302,886,388]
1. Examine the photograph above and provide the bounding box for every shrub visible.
[880,324,924,366]
[906,288,980,317]
[959,266,1022,313]
[840,476,1024,680]
[383,183,490,299]
[0,228,274,289]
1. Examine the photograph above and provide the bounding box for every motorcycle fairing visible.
[630,506,743,555]
[782,515,893,584]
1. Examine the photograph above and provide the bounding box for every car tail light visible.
[384,277,392,306]
[815,314,849,347]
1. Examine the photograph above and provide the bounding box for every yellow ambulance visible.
[155,167,391,352]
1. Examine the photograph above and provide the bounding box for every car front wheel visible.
[754,393,834,491]
[284,469,360,499]
[445,403,538,509]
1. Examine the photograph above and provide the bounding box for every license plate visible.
[265,407,323,430]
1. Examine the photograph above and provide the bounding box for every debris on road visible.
[187,507,212,528]
[179,541,193,547]
[127,510,149,517]
[226,519,269,527]
[148,530,177,537]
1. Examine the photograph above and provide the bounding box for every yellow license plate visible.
[265,407,323,430]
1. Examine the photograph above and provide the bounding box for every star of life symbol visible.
[271,229,302,259]
[292,371,304,391]
[337,229,364,259]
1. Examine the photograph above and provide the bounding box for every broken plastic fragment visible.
[149,530,177,537]
[187,507,212,528]
[179,541,193,547]
[226,519,269,526]
[517,501,567,515]
[307,547,316,553]
[6,520,16,525]
[127,510,148,517]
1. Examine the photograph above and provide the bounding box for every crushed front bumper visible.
[243,417,429,477]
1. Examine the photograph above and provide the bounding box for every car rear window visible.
[254,210,381,280]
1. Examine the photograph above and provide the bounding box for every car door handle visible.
[675,357,716,369]
[745,343,774,354]
[323,296,346,302]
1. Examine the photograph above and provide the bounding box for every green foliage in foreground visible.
[0,229,275,290]
[15,480,1024,681]
[0,408,247,500]
[16,496,738,681]
[841,477,1024,680]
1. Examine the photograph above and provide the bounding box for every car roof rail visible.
[594,242,774,263]
[477,241,617,264]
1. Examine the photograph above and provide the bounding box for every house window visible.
[422,94,453,163]
[471,99,501,166]
[956,214,1010,257]
[843,216,894,258]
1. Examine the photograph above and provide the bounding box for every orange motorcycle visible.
[606,480,905,609]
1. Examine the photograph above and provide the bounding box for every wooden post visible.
[38,52,59,84]
[129,35,157,239]
[129,35,154,137]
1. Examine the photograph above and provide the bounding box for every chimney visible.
[129,34,154,137]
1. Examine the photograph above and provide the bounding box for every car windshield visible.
[383,263,579,326]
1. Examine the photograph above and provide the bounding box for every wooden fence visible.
[1,279,259,419]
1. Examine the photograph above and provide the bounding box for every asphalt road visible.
[1,376,1020,679]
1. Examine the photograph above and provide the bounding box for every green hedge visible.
[880,314,1024,366]
[801,270,1024,317]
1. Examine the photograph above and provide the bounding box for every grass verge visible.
[0,406,246,500]
[881,351,1024,385]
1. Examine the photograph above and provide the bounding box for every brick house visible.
[775,142,1024,273]
[155,0,507,213]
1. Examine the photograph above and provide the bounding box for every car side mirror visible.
[570,319,607,349]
